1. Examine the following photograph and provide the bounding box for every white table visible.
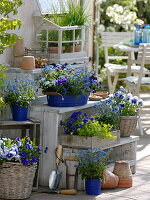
[114,43,139,76]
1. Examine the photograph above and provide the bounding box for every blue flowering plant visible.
[37,64,101,96]
[78,148,112,180]
[0,136,48,166]
[2,79,37,107]
[95,86,144,130]
[60,111,116,139]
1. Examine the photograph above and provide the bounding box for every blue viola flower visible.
[83,118,88,123]
[15,137,20,141]
[119,102,125,109]
[137,99,144,107]
[118,91,124,99]
[130,96,138,105]
[20,152,28,158]
[25,142,32,149]
[6,150,17,160]
[72,126,77,131]
[44,147,48,153]
[22,159,29,166]
[30,156,39,164]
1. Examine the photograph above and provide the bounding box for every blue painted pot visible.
[47,94,89,107]
[11,105,28,121]
[85,179,101,195]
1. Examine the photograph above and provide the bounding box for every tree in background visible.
[0,0,22,110]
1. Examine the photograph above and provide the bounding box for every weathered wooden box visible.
[60,130,120,149]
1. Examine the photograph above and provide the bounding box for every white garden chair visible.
[100,32,144,94]
[124,43,150,97]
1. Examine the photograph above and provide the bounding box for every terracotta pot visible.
[13,39,25,56]
[113,161,133,188]
[48,46,65,53]
[13,56,23,68]
[66,44,81,53]
[21,56,35,70]
[102,170,119,189]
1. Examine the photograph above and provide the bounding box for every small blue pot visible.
[47,94,89,107]
[11,105,28,121]
[85,179,101,195]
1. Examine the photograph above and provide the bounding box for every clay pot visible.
[102,170,119,189]
[21,56,35,70]
[66,44,81,53]
[13,39,25,56]
[48,46,65,53]
[113,161,133,188]
[13,56,23,68]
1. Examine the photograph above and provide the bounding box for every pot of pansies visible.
[2,79,37,121]
[95,86,144,137]
[77,148,112,195]
[60,111,119,149]
[37,64,101,107]
[0,136,48,199]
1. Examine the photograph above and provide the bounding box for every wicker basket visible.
[0,162,37,199]
[120,115,139,137]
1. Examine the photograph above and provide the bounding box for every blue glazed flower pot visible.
[85,179,101,195]
[47,94,89,107]
[11,105,28,121]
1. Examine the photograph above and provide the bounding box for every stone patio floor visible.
[30,93,150,200]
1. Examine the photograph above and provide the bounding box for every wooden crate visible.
[60,130,120,149]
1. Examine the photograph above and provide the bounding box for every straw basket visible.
[0,162,37,199]
[120,115,139,137]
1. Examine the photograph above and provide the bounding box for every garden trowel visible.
[49,145,63,190]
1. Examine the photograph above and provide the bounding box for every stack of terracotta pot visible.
[102,160,133,189]
[13,39,25,68]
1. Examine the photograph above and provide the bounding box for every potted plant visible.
[2,79,37,121]
[37,64,101,107]
[95,86,144,137]
[44,1,89,52]
[77,148,111,195]
[60,111,119,149]
[0,136,48,199]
